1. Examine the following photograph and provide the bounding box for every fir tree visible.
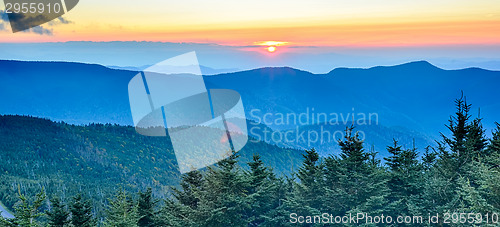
[338,126,369,173]
[294,148,324,210]
[384,140,422,216]
[137,188,158,227]
[245,154,283,226]
[192,151,250,226]
[46,197,69,227]
[247,154,268,191]
[172,170,203,209]
[488,122,500,155]
[325,126,389,217]
[69,194,94,227]
[466,117,488,156]
[2,188,46,227]
[103,189,138,227]
[441,93,471,161]
[422,146,437,171]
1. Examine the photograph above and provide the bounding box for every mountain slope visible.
[0,115,304,216]
[1,60,499,155]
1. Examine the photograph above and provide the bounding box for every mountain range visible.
[1,60,499,157]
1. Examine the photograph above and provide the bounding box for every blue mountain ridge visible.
[1,60,499,157]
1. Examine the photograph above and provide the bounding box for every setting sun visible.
[267,46,277,53]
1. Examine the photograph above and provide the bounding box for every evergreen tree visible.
[191,152,250,226]
[294,148,324,209]
[384,140,423,217]
[103,189,138,227]
[2,188,46,227]
[451,177,494,214]
[69,194,94,227]
[440,94,488,173]
[247,154,268,191]
[441,94,471,161]
[488,122,500,155]
[172,170,203,209]
[137,188,158,227]
[245,154,285,226]
[422,146,437,171]
[338,126,368,173]
[466,117,488,157]
[46,197,69,227]
[323,126,389,217]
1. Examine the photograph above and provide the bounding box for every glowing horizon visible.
[1,0,500,48]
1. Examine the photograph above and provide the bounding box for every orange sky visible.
[1,0,500,47]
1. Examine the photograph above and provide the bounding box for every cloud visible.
[0,10,7,31]
[24,26,53,35]
[0,10,66,35]
[58,17,72,24]
[48,16,72,26]
[0,10,8,22]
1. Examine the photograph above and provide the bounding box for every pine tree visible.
[384,140,422,216]
[46,197,69,227]
[3,188,46,227]
[451,177,494,213]
[245,154,284,226]
[294,148,324,210]
[247,154,268,191]
[338,126,368,173]
[441,94,471,161]
[488,122,500,155]
[191,152,250,226]
[440,94,488,173]
[103,189,139,227]
[172,170,203,209]
[7,189,46,227]
[69,194,94,227]
[323,126,389,217]
[466,117,488,156]
[422,146,437,171]
[137,188,158,227]
[162,170,205,227]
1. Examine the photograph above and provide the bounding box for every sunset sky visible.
[1,0,499,46]
[1,0,499,72]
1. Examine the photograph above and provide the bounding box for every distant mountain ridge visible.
[1,59,499,157]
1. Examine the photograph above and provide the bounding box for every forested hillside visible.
[0,115,303,220]
[1,96,499,226]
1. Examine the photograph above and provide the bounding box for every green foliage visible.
[46,197,70,227]
[1,188,46,227]
[0,115,303,221]
[69,194,95,227]
[1,94,500,226]
[103,189,138,227]
[488,122,500,155]
[137,188,158,227]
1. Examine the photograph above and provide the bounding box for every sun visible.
[267,46,277,53]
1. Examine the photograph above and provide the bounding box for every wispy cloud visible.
[0,10,70,35]
[48,17,73,26]
[23,26,53,35]
[0,10,8,31]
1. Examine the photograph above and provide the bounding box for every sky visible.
[0,0,499,71]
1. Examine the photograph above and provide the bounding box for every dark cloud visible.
[0,10,62,35]
[48,16,72,26]
[0,10,8,22]
[0,10,7,31]
[57,17,72,24]
[23,26,53,35]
